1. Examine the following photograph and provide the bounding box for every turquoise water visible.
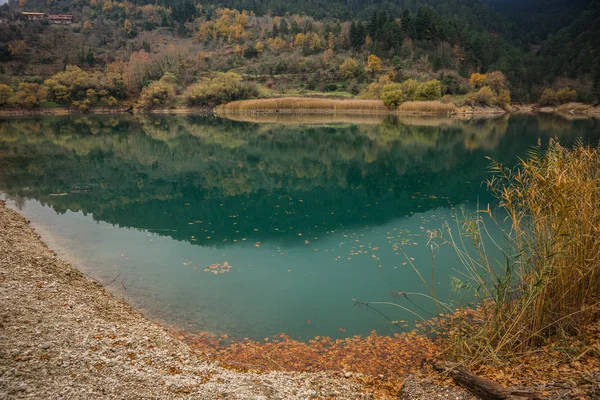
[1,114,599,340]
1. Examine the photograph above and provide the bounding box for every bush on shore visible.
[136,73,178,109]
[539,87,577,106]
[185,72,259,107]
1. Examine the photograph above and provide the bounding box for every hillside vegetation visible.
[0,0,598,109]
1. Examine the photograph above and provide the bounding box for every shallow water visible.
[0,114,598,340]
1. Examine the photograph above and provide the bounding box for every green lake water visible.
[1,114,599,340]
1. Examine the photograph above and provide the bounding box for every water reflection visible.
[0,114,599,338]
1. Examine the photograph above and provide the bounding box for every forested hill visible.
[484,0,592,43]
[0,0,598,106]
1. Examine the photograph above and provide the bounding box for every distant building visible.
[22,12,45,20]
[47,14,74,24]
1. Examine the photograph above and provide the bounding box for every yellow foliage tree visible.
[83,20,93,32]
[234,45,243,57]
[267,37,285,52]
[309,33,322,52]
[327,32,335,50]
[366,54,381,75]
[123,18,133,35]
[102,0,113,12]
[469,73,487,89]
[255,41,264,54]
[0,84,13,105]
[294,33,306,48]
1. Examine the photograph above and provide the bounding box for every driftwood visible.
[434,362,543,400]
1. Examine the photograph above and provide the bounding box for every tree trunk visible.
[433,362,543,400]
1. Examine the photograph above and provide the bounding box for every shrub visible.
[360,75,391,100]
[539,88,559,106]
[43,65,125,106]
[185,72,259,107]
[0,84,13,105]
[398,79,418,99]
[339,58,359,79]
[556,87,577,104]
[466,86,496,106]
[494,89,511,108]
[10,83,45,107]
[380,83,406,108]
[414,79,442,100]
[136,73,177,109]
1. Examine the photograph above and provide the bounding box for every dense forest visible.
[0,0,598,106]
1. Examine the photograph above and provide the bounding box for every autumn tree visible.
[469,73,487,89]
[0,84,12,105]
[102,0,113,12]
[327,32,335,50]
[11,83,45,107]
[267,37,285,52]
[366,54,381,76]
[83,20,93,32]
[339,58,359,79]
[123,19,133,36]
[309,33,323,52]
[294,33,306,48]
[485,71,506,91]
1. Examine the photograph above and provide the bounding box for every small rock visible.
[344,372,352,378]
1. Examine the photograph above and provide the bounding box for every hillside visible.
[0,0,597,110]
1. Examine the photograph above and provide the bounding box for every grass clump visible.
[441,140,600,363]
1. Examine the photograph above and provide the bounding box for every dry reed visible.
[441,140,600,362]
[398,101,457,115]
[216,97,388,114]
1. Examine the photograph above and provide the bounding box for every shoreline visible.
[0,101,599,119]
[0,200,472,399]
[0,200,373,399]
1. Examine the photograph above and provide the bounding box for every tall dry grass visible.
[216,97,388,114]
[440,140,600,362]
[397,101,457,115]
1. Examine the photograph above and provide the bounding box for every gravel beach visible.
[0,200,472,399]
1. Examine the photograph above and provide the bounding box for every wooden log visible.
[433,362,543,400]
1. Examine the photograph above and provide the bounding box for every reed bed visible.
[216,97,388,114]
[397,101,457,115]
[440,140,600,363]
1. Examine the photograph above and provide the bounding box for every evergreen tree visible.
[291,19,300,34]
[280,19,289,35]
[402,9,415,39]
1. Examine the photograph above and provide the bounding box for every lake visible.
[1,114,599,340]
